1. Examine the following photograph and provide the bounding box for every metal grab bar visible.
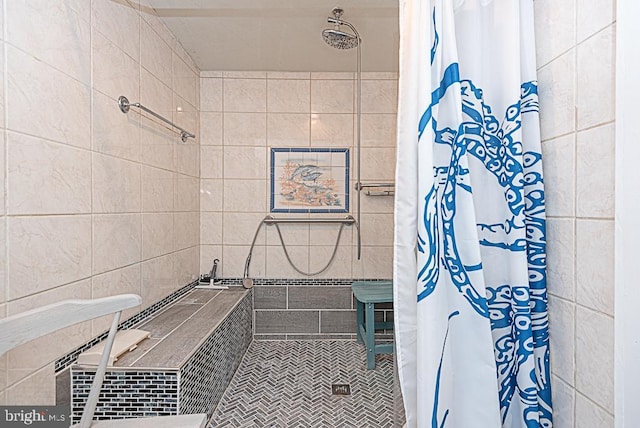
[263,215,356,225]
[356,182,395,197]
[118,95,196,143]
[242,215,357,288]
[356,182,395,189]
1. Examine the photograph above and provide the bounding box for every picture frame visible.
[270,148,350,213]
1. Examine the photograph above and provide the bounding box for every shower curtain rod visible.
[117,95,196,142]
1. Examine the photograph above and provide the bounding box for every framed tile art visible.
[270,148,350,213]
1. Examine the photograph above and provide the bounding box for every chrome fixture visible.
[263,217,356,225]
[196,258,228,290]
[358,182,396,196]
[118,95,196,143]
[242,215,358,288]
[322,8,360,50]
[322,8,363,259]
[201,258,220,283]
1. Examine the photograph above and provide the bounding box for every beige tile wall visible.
[0,0,201,404]
[199,71,397,280]
[535,0,616,426]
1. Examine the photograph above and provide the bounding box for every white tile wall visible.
[6,0,91,85]
[551,376,575,428]
[310,114,354,146]
[538,50,576,141]
[534,0,576,67]
[92,0,140,61]
[6,280,92,386]
[174,174,199,212]
[576,26,616,130]
[548,296,575,385]
[541,135,575,217]
[576,124,615,218]
[575,393,614,428]
[7,133,92,215]
[92,30,140,101]
[200,112,223,146]
[224,113,267,146]
[576,307,614,413]
[7,46,91,149]
[223,79,267,112]
[8,216,92,300]
[268,114,310,146]
[267,79,310,113]
[92,90,141,162]
[142,213,174,260]
[536,0,616,424]
[311,80,354,113]
[0,0,200,404]
[91,264,142,334]
[92,154,141,213]
[545,218,575,301]
[5,365,56,405]
[200,72,396,279]
[142,166,174,212]
[576,220,614,315]
[577,0,616,43]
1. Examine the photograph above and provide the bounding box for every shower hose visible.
[244,217,357,279]
[272,221,345,276]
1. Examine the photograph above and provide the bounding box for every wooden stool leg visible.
[356,299,364,344]
[365,302,375,370]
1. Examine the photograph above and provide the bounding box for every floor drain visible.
[331,384,351,395]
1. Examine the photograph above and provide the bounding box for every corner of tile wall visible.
[1,0,201,403]
[535,0,616,424]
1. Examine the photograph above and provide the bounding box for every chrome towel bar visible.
[118,95,196,142]
[356,182,395,196]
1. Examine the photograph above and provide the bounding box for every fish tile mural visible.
[270,148,349,213]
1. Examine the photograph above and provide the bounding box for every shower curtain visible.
[393,0,552,427]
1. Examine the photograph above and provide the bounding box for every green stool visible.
[351,280,394,369]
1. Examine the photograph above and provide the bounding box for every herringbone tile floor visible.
[209,340,404,427]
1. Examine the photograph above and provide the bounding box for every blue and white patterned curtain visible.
[393,0,552,427]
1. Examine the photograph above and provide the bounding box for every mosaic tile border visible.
[70,293,253,422]
[71,370,179,422]
[56,280,199,372]
[180,293,253,415]
[218,278,392,287]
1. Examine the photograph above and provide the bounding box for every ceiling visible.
[145,0,399,72]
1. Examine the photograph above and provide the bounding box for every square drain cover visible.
[331,384,351,395]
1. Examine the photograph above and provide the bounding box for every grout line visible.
[572,3,579,424]
[541,119,615,144]
[574,390,614,418]
[3,0,8,308]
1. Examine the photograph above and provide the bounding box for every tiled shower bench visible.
[70,287,252,424]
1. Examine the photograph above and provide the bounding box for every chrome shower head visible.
[322,29,359,49]
[322,8,360,50]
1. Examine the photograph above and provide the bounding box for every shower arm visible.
[327,17,363,260]
[355,31,362,260]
